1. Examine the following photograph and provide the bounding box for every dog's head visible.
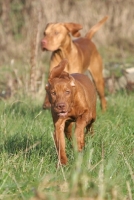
[41,22,82,51]
[46,59,76,117]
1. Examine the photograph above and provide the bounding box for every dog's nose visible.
[56,103,65,110]
[41,39,47,47]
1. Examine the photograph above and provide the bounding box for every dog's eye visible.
[65,90,70,95]
[51,91,56,95]
[55,31,59,35]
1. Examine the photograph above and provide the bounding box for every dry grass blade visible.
[126,181,133,200]
[121,152,134,183]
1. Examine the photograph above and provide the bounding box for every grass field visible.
[0,92,134,200]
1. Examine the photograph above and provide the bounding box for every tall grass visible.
[0,93,134,200]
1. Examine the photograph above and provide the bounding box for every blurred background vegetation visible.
[0,0,134,99]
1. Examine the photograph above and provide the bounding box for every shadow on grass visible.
[1,132,56,161]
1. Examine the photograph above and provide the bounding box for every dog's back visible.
[73,38,98,71]
[72,73,96,116]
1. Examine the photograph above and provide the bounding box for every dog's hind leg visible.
[88,58,107,111]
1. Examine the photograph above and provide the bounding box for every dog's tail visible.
[85,16,108,40]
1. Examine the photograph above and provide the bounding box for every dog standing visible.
[45,59,96,165]
[42,16,108,111]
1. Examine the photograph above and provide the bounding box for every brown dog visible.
[45,59,96,165]
[42,16,108,111]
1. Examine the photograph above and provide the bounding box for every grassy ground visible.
[0,93,134,200]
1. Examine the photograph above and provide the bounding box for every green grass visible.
[0,93,134,200]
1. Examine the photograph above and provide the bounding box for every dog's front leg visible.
[54,118,67,165]
[74,120,86,151]
[74,111,92,151]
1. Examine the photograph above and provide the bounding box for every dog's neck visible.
[58,34,76,59]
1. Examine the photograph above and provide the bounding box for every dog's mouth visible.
[41,46,48,51]
[58,111,68,117]
[43,48,48,51]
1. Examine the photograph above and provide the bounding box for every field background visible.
[0,0,134,199]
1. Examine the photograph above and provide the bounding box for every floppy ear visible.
[64,23,83,37]
[45,83,49,91]
[49,59,68,81]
